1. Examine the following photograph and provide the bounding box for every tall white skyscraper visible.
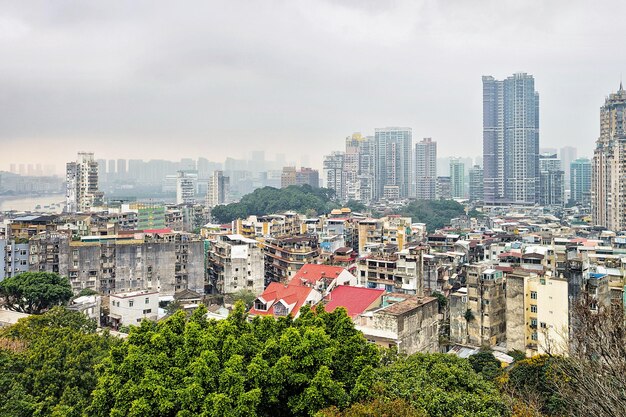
[483,73,540,205]
[374,127,412,200]
[65,152,102,213]
[206,170,230,208]
[415,138,437,200]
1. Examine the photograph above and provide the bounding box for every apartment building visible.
[206,234,264,295]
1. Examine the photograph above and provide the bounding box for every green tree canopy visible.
[0,307,118,417]
[394,200,468,232]
[371,354,509,417]
[87,303,380,417]
[211,185,338,223]
[0,272,73,314]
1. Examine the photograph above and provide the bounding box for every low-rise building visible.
[109,290,159,327]
[354,293,439,354]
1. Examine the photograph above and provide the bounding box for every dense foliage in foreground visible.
[0,305,511,417]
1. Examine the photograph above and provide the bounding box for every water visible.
[0,194,65,213]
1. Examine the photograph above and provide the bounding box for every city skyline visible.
[2,1,625,171]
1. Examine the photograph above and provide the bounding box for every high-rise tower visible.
[415,138,437,200]
[483,73,540,205]
[592,83,626,230]
[65,152,103,213]
[374,127,412,200]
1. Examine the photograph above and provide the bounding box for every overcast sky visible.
[1,0,625,173]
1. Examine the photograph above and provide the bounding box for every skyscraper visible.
[570,158,591,206]
[449,158,465,199]
[415,138,437,200]
[483,73,540,205]
[539,153,565,207]
[592,83,626,230]
[560,146,577,188]
[469,165,484,202]
[323,151,345,201]
[206,170,230,208]
[65,152,103,213]
[374,127,412,200]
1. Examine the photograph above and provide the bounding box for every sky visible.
[1,0,626,174]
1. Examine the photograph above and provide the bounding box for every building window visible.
[143,309,152,314]
[531,332,538,341]
[530,291,537,300]
[540,322,547,329]
[129,300,134,307]
[145,297,149,304]
[530,304,537,313]
[530,318,537,327]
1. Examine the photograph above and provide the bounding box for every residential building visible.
[436,176,451,199]
[468,165,484,202]
[592,82,626,231]
[136,204,166,230]
[248,282,323,318]
[415,138,437,200]
[570,158,591,206]
[539,153,565,207]
[176,171,197,205]
[109,290,158,327]
[281,167,319,188]
[288,264,357,295]
[262,235,320,284]
[357,245,429,295]
[506,270,569,356]
[1,239,29,280]
[450,264,506,346]
[323,151,345,200]
[449,158,465,199]
[206,170,230,208]
[65,152,103,213]
[483,73,540,205]
[206,234,264,295]
[374,127,412,200]
[354,293,439,354]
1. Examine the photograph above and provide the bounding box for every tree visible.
[550,295,626,417]
[371,354,509,417]
[231,289,257,310]
[469,350,501,381]
[0,307,118,417]
[0,272,73,314]
[87,303,380,417]
[77,288,98,297]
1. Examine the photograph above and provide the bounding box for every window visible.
[531,332,538,341]
[145,297,149,304]
[143,309,152,314]
[530,318,537,327]
[530,304,537,313]
[129,300,134,307]
[540,322,547,329]
[530,291,537,300]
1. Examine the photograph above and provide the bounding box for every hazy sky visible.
[1,0,625,173]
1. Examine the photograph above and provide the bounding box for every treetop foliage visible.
[394,199,468,232]
[0,272,73,314]
[211,185,338,223]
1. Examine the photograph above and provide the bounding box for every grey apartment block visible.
[483,73,540,205]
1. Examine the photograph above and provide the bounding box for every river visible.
[0,194,65,213]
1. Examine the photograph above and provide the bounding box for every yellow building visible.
[506,270,569,356]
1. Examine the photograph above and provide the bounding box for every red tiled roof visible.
[249,283,314,317]
[325,286,385,318]
[289,264,346,286]
[142,228,173,234]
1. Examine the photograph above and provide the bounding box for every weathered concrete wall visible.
[506,274,527,352]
